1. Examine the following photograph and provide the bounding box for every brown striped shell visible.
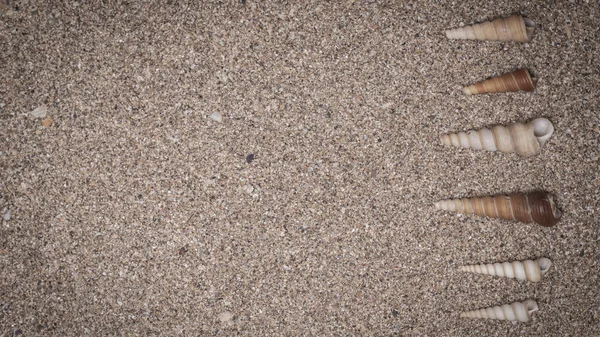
[463,69,536,95]
[435,192,561,227]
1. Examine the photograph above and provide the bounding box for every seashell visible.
[461,300,538,322]
[440,118,554,158]
[446,15,535,42]
[460,258,552,282]
[434,191,561,227]
[463,69,536,95]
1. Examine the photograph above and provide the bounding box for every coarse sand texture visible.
[1,1,599,336]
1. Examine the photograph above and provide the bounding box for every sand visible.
[1,1,599,336]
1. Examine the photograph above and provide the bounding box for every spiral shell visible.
[435,191,561,227]
[461,300,538,322]
[463,69,536,95]
[460,258,552,282]
[440,118,554,158]
[446,15,535,42]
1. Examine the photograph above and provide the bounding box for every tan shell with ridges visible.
[446,15,535,42]
[461,300,538,322]
[460,258,552,282]
[463,69,536,95]
[440,118,554,158]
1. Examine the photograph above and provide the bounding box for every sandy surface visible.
[1,1,599,336]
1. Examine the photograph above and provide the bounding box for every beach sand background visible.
[1,1,599,336]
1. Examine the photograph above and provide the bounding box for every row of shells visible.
[443,14,554,323]
[445,18,548,157]
[446,15,537,95]
[446,198,556,322]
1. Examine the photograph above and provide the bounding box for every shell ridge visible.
[503,262,514,278]
[499,17,511,40]
[507,195,517,221]
[509,70,520,91]
[513,303,527,322]
[490,125,508,153]
[486,21,497,40]
[524,193,535,223]
[492,196,500,218]
[514,261,526,280]
[501,304,514,321]
[479,197,487,217]
[523,260,534,281]
[515,15,528,41]
[498,73,509,92]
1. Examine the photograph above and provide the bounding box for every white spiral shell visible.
[445,15,535,43]
[461,300,539,322]
[440,118,554,158]
[460,258,552,282]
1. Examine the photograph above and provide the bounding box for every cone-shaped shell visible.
[461,300,538,322]
[460,258,552,282]
[434,192,561,227]
[463,69,536,95]
[440,118,554,158]
[446,15,535,42]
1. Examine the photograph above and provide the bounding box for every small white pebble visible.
[30,105,48,118]
[3,210,10,221]
[218,312,233,322]
[210,112,223,123]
